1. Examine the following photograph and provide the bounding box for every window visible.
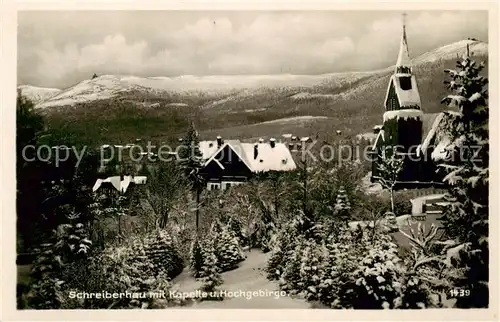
[209,183,220,190]
[399,76,412,90]
[226,183,231,189]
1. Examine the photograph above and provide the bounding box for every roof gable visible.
[202,140,254,172]
[384,75,421,109]
[420,111,461,160]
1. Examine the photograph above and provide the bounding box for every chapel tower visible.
[382,13,423,151]
[372,13,424,183]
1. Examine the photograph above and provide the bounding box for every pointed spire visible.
[395,12,411,74]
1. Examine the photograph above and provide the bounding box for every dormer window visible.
[399,76,412,90]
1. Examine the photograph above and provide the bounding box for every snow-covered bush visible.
[334,240,404,309]
[57,230,184,309]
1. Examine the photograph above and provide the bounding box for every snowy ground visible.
[172,250,313,308]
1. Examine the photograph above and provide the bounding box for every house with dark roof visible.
[199,136,297,190]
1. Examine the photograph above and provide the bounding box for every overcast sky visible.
[18,10,488,88]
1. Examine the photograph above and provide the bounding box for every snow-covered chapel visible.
[370,16,457,188]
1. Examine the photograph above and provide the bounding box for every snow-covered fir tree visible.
[210,220,245,272]
[179,121,205,231]
[199,242,222,293]
[189,237,204,278]
[278,239,306,294]
[266,219,300,280]
[439,45,489,308]
[333,186,351,221]
[299,239,326,301]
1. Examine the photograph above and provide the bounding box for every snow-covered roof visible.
[92,175,147,193]
[200,139,296,173]
[243,142,296,172]
[383,75,421,109]
[383,109,423,122]
[420,111,461,160]
[396,25,411,72]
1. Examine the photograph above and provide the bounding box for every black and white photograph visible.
[2,2,497,319]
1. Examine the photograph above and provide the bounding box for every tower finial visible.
[402,12,407,41]
[395,12,411,74]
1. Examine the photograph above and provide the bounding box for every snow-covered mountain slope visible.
[17,85,61,105]
[22,39,488,109]
[413,40,487,64]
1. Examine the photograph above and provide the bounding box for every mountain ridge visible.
[19,39,488,109]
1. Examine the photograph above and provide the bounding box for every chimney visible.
[254,144,258,159]
[217,135,223,147]
[288,142,294,150]
[270,138,276,148]
[258,138,264,144]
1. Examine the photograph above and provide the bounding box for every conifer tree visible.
[199,243,222,293]
[439,45,489,307]
[189,237,204,278]
[333,186,351,223]
[179,121,206,231]
[210,219,245,272]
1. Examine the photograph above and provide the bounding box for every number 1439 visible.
[449,289,471,297]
